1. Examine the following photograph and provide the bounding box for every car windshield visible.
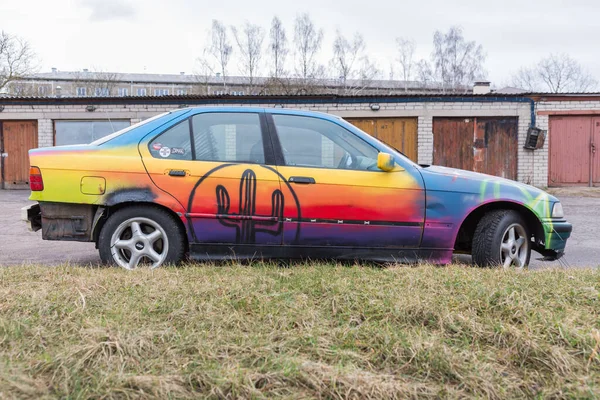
[90,112,171,145]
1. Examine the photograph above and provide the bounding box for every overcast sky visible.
[2,0,599,86]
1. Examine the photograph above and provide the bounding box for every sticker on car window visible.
[159,147,171,158]
[152,143,163,151]
[171,147,186,156]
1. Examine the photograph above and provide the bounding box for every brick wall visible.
[0,99,539,184]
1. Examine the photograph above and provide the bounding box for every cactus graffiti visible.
[215,169,285,243]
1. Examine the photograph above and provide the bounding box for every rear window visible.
[90,112,170,145]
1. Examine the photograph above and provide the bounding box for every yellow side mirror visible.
[377,152,396,172]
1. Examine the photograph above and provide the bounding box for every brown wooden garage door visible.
[0,121,38,189]
[433,117,518,180]
[347,118,418,162]
[549,116,600,187]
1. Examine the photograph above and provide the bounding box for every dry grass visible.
[0,263,598,399]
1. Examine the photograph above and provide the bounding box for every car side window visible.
[149,120,193,160]
[191,113,265,164]
[272,114,380,171]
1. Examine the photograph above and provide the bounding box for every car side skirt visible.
[189,244,454,264]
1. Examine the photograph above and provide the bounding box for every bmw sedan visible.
[23,107,572,269]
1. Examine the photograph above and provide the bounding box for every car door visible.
[267,112,425,249]
[140,111,284,246]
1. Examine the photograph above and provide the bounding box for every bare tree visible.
[231,22,264,91]
[209,20,232,88]
[293,13,324,91]
[511,67,538,92]
[71,69,120,96]
[415,59,434,89]
[0,31,35,91]
[269,16,288,80]
[330,30,378,95]
[431,26,486,92]
[395,37,415,92]
[193,54,216,95]
[512,53,597,93]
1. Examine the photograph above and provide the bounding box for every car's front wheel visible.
[472,210,531,269]
[98,206,186,270]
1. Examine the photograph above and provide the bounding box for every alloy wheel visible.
[500,223,528,269]
[109,217,169,269]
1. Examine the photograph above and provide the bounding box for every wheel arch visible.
[454,201,544,253]
[92,201,189,251]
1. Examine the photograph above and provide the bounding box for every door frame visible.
[0,121,4,188]
[593,117,600,187]
[548,115,595,187]
[0,120,39,189]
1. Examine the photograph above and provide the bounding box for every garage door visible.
[347,118,418,162]
[549,116,600,187]
[0,121,38,189]
[433,117,518,180]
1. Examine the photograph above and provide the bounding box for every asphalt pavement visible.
[0,189,598,268]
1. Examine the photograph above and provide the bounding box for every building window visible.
[154,89,169,96]
[38,86,48,96]
[76,87,87,96]
[176,89,187,95]
[95,87,109,96]
[54,120,131,146]
[137,88,147,96]
[118,88,129,96]
[213,90,226,96]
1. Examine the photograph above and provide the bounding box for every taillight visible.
[29,166,44,191]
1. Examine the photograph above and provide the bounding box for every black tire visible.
[98,206,186,269]
[472,210,531,268]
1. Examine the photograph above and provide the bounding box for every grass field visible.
[0,263,598,399]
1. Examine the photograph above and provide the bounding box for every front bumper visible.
[534,220,573,260]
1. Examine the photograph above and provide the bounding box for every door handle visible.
[168,169,187,177]
[288,176,315,184]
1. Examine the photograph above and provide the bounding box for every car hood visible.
[419,165,559,206]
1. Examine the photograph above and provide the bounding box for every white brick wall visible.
[37,119,53,147]
[224,125,237,160]
[417,115,433,165]
[2,98,587,188]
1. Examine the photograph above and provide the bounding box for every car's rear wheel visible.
[472,210,531,269]
[98,206,185,269]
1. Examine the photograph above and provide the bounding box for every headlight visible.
[552,202,564,218]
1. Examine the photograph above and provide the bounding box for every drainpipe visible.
[528,97,536,127]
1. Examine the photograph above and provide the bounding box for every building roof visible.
[0,92,536,106]
[22,70,470,92]
[494,86,529,94]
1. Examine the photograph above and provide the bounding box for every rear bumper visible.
[535,220,572,260]
[22,202,98,242]
[21,203,42,232]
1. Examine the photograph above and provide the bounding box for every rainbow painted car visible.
[23,107,572,269]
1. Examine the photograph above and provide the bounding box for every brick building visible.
[0,92,598,189]
[3,69,469,98]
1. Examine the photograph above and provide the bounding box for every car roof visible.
[181,106,341,120]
